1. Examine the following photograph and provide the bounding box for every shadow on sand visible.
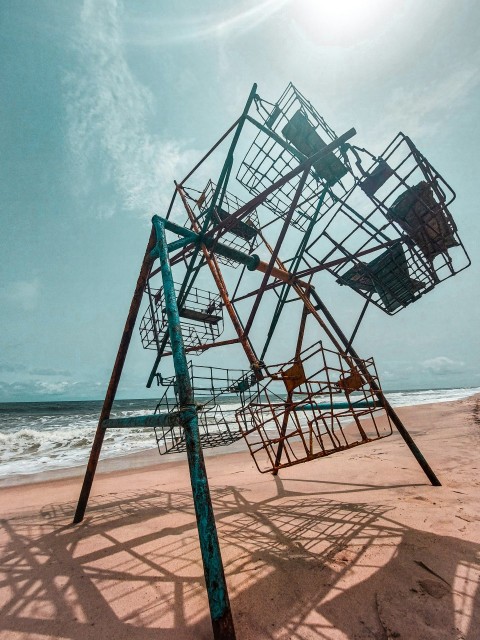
[1,476,479,639]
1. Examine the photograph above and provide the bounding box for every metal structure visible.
[74,82,470,639]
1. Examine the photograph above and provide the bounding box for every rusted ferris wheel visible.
[74,83,470,639]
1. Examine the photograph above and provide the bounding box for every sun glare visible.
[293,0,397,46]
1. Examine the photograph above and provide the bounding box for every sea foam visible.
[0,388,478,479]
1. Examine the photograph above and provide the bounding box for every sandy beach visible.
[1,394,479,639]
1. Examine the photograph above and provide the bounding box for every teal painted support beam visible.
[159,216,208,244]
[153,220,236,640]
[209,242,260,271]
[102,412,182,429]
[152,214,260,271]
[167,237,194,252]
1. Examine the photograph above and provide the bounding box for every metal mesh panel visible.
[305,133,470,314]
[153,364,256,454]
[237,83,351,231]
[235,341,392,473]
[139,284,224,350]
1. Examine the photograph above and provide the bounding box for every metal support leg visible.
[153,219,236,640]
[73,231,156,524]
[310,288,441,486]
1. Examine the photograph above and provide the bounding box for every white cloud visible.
[421,356,465,376]
[126,0,288,47]
[0,378,99,400]
[0,380,68,398]
[372,63,480,146]
[65,0,196,216]
[34,381,71,395]
[1,278,40,311]
[30,367,72,377]
[0,363,71,380]
[0,362,27,373]
[380,364,414,383]
[381,370,396,380]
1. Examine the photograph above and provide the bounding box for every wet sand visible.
[1,395,479,639]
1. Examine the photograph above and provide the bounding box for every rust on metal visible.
[73,81,473,637]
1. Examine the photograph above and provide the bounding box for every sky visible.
[1,0,479,401]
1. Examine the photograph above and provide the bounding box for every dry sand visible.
[1,395,479,639]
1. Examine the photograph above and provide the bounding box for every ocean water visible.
[0,387,478,481]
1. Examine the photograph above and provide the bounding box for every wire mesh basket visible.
[235,341,392,473]
[372,134,469,270]
[139,284,224,350]
[305,133,470,314]
[237,83,352,231]
[153,363,257,455]
[183,180,260,267]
